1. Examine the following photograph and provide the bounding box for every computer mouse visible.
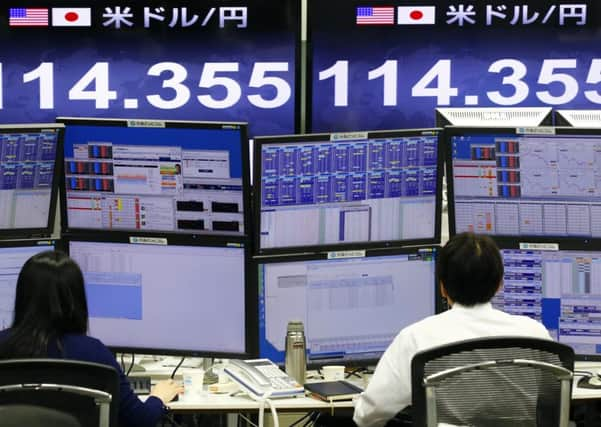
[578,375,601,389]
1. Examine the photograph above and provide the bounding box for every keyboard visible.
[130,376,152,395]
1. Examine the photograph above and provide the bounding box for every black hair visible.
[0,250,88,358]
[438,232,503,306]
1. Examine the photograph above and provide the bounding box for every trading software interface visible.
[63,123,245,235]
[69,241,246,354]
[0,244,54,329]
[451,132,601,237]
[499,248,601,357]
[259,133,439,249]
[0,129,59,230]
[258,249,437,363]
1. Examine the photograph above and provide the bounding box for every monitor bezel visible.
[252,128,444,256]
[445,125,601,243]
[62,232,257,359]
[57,117,252,242]
[255,244,443,368]
[495,238,601,362]
[0,123,64,239]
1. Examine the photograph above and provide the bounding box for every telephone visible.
[224,358,305,399]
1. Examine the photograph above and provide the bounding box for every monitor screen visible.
[0,0,299,136]
[447,127,601,239]
[499,245,601,359]
[61,118,249,236]
[255,129,442,254]
[258,247,438,365]
[68,239,249,356]
[0,241,56,329]
[0,124,62,237]
[309,0,601,132]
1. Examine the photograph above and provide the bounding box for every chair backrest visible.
[411,337,574,427]
[0,359,119,427]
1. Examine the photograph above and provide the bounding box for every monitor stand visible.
[203,357,218,384]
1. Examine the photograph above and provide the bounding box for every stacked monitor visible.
[59,117,256,358]
[0,240,56,330]
[0,124,63,238]
[446,125,601,360]
[253,128,444,365]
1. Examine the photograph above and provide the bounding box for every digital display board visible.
[0,1,299,136]
[310,0,601,132]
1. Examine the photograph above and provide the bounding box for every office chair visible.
[411,337,574,427]
[0,359,119,427]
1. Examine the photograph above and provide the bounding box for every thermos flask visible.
[284,320,306,385]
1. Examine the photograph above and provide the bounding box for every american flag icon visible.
[9,8,49,27]
[356,7,395,25]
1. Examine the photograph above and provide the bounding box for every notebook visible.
[304,380,363,401]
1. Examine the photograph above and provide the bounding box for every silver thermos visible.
[284,320,306,385]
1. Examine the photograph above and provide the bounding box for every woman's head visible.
[14,250,88,333]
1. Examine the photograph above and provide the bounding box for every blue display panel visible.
[449,128,601,238]
[500,248,601,358]
[69,240,247,356]
[310,0,601,132]
[0,242,55,329]
[258,248,437,364]
[257,130,441,252]
[0,1,298,136]
[62,119,249,236]
[0,125,61,234]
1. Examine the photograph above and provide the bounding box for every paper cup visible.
[182,369,206,401]
[322,365,345,381]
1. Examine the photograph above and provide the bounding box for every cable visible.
[126,353,135,376]
[120,353,125,373]
[258,398,265,427]
[264,398,279,427]
[288,411,313,427]
[170,356,186,379]
[574,370,594,377]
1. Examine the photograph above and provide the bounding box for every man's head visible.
[438,232,503,306]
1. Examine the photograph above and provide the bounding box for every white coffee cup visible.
[322,365,345,381]
[182,369,206,401]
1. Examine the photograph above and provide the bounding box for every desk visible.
[573,362,601,400]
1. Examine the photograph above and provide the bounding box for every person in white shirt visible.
[353,232,551,427]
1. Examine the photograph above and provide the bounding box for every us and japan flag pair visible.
[356,6,436,25]
[9,8,91,27]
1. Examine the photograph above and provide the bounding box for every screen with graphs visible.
[500,247,601,358]
[449,128,601,238]
[62,118,248,236]
[68,240,247,355]
[0,125,61,235]
[256,129,441,252]
[0,242,55,329]
[258,248,437,364]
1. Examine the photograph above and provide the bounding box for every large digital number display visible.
[309,0,601,132]
[0,1,299,136]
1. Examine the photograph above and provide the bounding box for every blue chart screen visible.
[0,1,298,137]
[310,0,601,132]
[63,123,246,235]
[0,129,59,229]
[451,132,601,238]
[258,250,436,364]
[260,134,439,250]
[500,249,601,357]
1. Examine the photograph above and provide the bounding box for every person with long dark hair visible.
[0,250,182,427]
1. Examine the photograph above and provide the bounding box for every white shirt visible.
[353,302,551,427]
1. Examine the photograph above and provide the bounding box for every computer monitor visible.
[498,242,601,360]
[0,240,56,329]
[0,124,63,238]
[254,129,443,254]
[66,236,252,357]
[435,108,553,127]
[258,246,440,365]
[59,117,250,237]
[447,126,601,240]
[554,110,601,128]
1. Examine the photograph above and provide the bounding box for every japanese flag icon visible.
[52,8,91,27]
[397,6,436,25]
